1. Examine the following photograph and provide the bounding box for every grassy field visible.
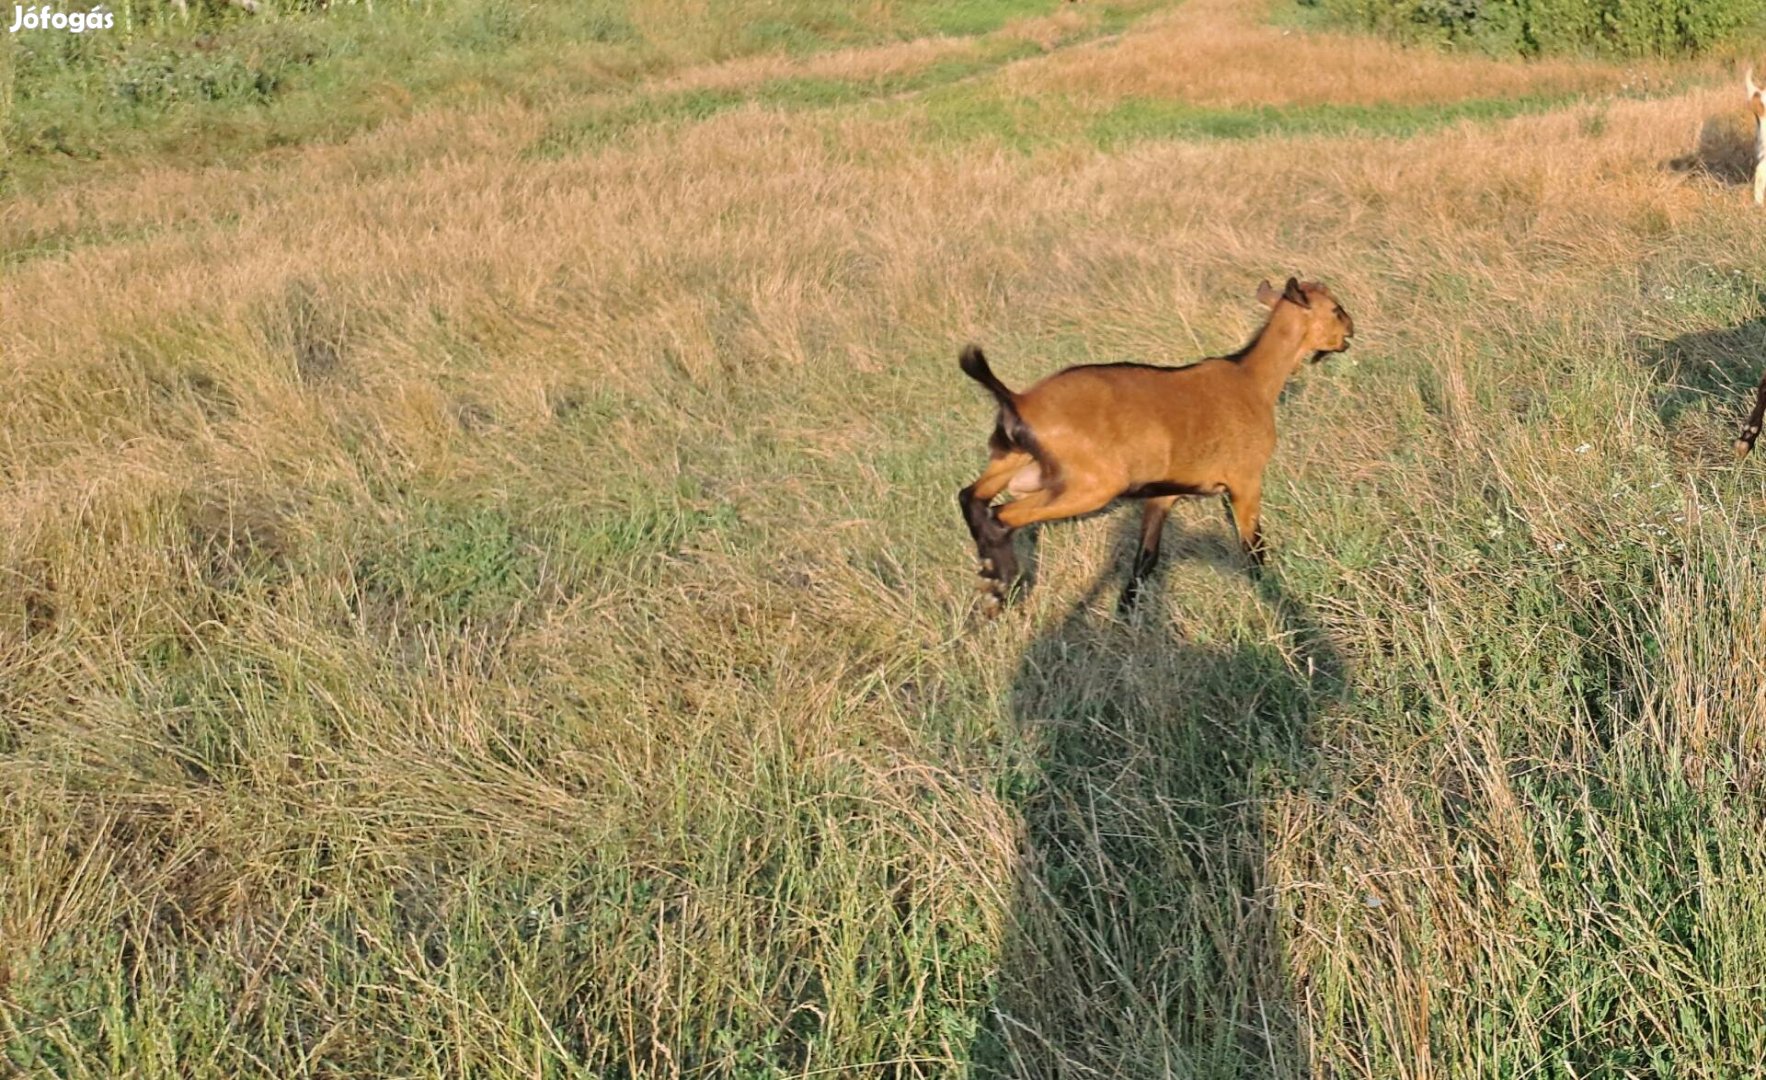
[7,0,1766,1075]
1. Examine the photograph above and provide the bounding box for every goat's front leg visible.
[1222,481,1266,572]
[1754,157,1765,206]
[1737,373,1766,458]
[1119,494,1178,612]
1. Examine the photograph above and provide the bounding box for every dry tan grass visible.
[7,1,1766,1074]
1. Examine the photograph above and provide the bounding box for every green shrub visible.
[1305,0,1766,55]
[109,28,324,106]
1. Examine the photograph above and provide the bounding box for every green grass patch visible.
[897,84,1698,151]
[5,3,669,189]
[527,87,749,159]
[916,87,1076,150]
[357,501,542,631]
[527,40,1052,158]
[898,0,1169,37]
[6,0,1178,191]
[550,485,742,582]
[900,0,1057,36]
[1090,94,1581,145]
[914,90,1605,151]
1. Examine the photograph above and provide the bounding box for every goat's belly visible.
[1122,478,1225,499]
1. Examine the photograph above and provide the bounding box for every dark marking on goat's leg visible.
[986,524,1020,598]
[959,483,1001,612]
[981,482,1119,609]
[959,453,1034,612]
[959,492,1020,616]
[1120,494,1177,612]
[958,483,992,547]
[1737,373,1766,459]
[966,514,1020,616]
[1223,483,1266,574]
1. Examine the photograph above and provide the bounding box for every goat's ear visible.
[1282,277,1310,308]
[1256,279,1280,308]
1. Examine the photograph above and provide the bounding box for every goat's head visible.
[1256,277,1354,360]
[1748,67,1765,120]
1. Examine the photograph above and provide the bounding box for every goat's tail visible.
[961,344,1046,459]
[960,344,1016,407]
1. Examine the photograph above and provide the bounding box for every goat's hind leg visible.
[1737,372,1766,459]
[959,452,1032,611]
[1221,481,1266,573]
[954,476,1117,609]
[1119,494,1178,613]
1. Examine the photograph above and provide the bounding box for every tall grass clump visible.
[1305,0,1766,55]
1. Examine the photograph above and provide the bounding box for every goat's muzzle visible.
[1322,329,1354,360]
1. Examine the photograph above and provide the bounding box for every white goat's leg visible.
[1755,121,1766,206]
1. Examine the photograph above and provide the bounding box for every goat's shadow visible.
[970,512,1345,1078]
[1664,112,1757,187]
[1633,310,1766,464]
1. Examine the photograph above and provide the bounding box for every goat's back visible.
[1012,359,1273,487]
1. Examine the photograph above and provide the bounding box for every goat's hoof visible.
[978,557,995,576]
[1737,438,1755,460]
[973,570,1009,617]
[977,589,1004,619]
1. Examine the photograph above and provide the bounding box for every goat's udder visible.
[1007,463,1045,495]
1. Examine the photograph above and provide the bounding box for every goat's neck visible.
[1236,314,1311,403]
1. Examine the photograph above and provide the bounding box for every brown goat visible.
[958,277,1354,612]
